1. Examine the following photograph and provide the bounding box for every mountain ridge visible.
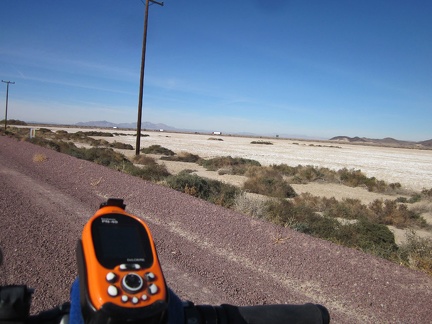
[330,135,432,148]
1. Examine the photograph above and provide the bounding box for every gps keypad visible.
[105,267,160,305]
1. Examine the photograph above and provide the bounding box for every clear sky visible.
[1,1,431,141]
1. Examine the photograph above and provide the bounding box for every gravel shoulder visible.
[1,135,432,323]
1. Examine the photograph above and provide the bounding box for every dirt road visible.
[1,135,431,323]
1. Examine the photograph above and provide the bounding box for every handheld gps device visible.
[76,198,168,324]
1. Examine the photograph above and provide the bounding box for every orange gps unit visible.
[76,198,168,324]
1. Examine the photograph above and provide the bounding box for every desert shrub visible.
[94,139,110,147]
[200,156,260,175]
[373,180,387,192]
[270,165,404,193]
[166,171,239,207]
[335,220,398,258]
[27,135,171,180]
[368,199,426,228]
[180,169,196,174]
[28,137,61,151]
[338,168,374,189]
[271,164,298,176]
[338,168,364,186]
[261,199,363,243]
[133,155,158,166]
[70,132,88,140]
[110,141,134,150]
[161,152,201,163]
[408,201,432,217]
[0,119,27,125]
[167,173,208,193]
[233,193,267,219]
[271,165,337,183]
[251,141,273,145]
[133,133,150,137]
[263,198,398,259]
[294,166,331,183]
[389,182,402,190]
[51,130,72,140]
[49,131,112,148]
[66,133,111,147]
[130,133,150,137]
[408,194,422,203]
[321,198,373,220]
[37,128,53,134]
[125,163,170,181]
[395,197,408,203]
[30,138,92,156]
[398,231,432,276]
[295,193,426,228]
[302,214,340,238]
[59,141,86,155]
[33,153,48,163]
[27,137,131,170]
[81,147,131,169]
[292,194,368,217]
[243,167,296,198]
[177,152,201,163]
[292,193,327,211]
[337,168,389,192]
[1,126,29,139]
[55,130,69,136]
[291,193,428,230]
[263,199,315,226]
[421,188,432,199]
[81,131,114,137]
[55,132,103,147]
[86,138,103,146]
[141,145,174,156]
[218,168,232,175]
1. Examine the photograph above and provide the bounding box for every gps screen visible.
[91,214,153,268]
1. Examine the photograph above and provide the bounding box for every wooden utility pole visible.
[135,0,164,156]
[1,80,15,131]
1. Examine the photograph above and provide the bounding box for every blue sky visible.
[1,1,431,141]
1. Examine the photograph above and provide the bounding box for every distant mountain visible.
[418,139,432,147]
[330,136,367,142]
[75,120,177,131]
[330,136,432,148]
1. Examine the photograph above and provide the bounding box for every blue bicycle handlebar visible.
[1,284,330,324]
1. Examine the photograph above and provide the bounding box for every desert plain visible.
[40,127,432,243]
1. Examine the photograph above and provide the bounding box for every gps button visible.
[122,273,144,293]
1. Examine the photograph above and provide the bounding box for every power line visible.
[135,0,164,156]
[1,80,15,131]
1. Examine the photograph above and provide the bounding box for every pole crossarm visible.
[150,0,164,6]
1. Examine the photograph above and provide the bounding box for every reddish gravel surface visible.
[1,135,431,323]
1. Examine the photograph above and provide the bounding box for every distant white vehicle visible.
[213,131,222,135]
[159,129,164,132]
